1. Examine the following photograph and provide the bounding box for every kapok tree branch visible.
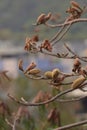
[64,43,87,62]
[52,24,71,46]
[57,95,87,103]
[8,88,73,106]
[49,25,66,43]
[45,18,87,28]
[53,119,87,130]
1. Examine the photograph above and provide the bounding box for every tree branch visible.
[8,88,73,106]
[53,120,87,130]
[45,18,87,28]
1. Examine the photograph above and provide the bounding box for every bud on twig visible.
[31,35,39,42]
[71,76,86,89]
[28,68,41,75]
[24,37,32,51]
[44,71,52,79]
[52,68,60,80]
[40,40,52,52]
[24,62,36,74]
[72,58,81,73]
[71,1,83,12]
[34,12,52,25]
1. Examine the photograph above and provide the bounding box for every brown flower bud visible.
[28,68,41,75]
[78,67,87,77]
[18,59,24,71]
[24,37,32,51]
[45,12,52,21]
[32,35,39,42]
[71,1,82,12]
[72,58,81,73]
[71,76,86,89]
[41,40,52,52]
[36,13,46,25]
[36,12,52,25]
[71,6,82,14]
[44,71,52,79]
[24,62,36,74]
[74,58,81,66]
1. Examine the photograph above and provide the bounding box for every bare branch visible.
[52,24,71,46]
[8,88,73,106]
[45,18,87,28]
[5,118,18,130]
[64,43,87,62]
[57,95,87,103]
[49,25,66,43]
[5,118,13,128]
[53,119,87,130]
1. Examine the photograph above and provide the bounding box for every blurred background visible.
[0,0,87,130]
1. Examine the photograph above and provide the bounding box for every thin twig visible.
[45,18,87,28]
[50,25,66,42]
[12,118,18,130]
[53,119,87,130]
[57,95,87,103]
[5,118,17,130]
[39,49,87,61]
[79,82,87,92]
[80,88,87,92]
[48,81,73,86]
[5,118,13,128]
[24,71,78,81]
[64,43,87,62]
[8,88,73,106]
[52,24,71,46]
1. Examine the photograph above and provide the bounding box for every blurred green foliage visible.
[0,76,86,130]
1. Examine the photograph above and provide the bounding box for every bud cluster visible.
[39,39,52,52]
[18,60,41,76]
[72,58,87,77]
[44,68,64,90]
[66,1,84,21]
[24,35,39,52]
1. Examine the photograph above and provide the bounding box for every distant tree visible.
[1,1,87,130]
